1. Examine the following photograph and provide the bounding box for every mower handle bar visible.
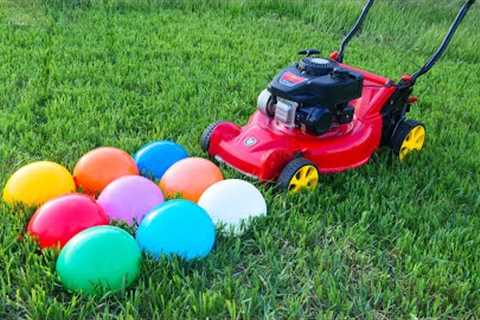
[411,0,475,83]
[337,0,375,63]
[337,0,475,83]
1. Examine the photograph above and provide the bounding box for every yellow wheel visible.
[277,158,319,192]
[391,119,426,161]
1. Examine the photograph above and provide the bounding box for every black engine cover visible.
[296,106,332,135]
[268,58,363,107]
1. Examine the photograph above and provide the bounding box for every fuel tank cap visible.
[298,57,335,76]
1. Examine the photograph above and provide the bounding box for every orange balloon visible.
[159,157,223,202]
[74,147,138,195]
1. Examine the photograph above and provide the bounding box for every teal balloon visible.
[134,141,188,180]
[56,226,141,295]
[136,199,215,260]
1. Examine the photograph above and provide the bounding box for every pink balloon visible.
[97,175,164,225]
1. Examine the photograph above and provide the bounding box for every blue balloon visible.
[136,199,215,260]
[134,141,188,180]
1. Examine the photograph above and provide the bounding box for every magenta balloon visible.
[97,175,164,225]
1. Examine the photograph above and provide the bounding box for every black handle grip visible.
[298,49,321,57]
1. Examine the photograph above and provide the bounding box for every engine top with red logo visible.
[268,57,363,107]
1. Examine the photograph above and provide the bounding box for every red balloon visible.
[27,193,109,249]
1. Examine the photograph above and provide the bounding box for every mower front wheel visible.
[390,119,426,161]
[277,158,319,193]
[200,121,225,152]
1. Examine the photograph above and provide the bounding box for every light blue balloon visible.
[134,141,188,180]
[136,199,215,260]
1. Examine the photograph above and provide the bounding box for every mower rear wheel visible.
[200,121,224,152]
[277,158,319,193]
[390,119,426,161]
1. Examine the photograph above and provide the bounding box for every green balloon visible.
[56,225,141,295]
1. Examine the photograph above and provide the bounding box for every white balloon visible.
[198,179,267,233]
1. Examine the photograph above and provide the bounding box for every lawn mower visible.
[201,0,475,192]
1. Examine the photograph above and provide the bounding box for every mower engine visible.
[257,56,363,135]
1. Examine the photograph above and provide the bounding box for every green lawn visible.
[1,0,480,318]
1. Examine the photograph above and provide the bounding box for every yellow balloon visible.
[3,161,76,206]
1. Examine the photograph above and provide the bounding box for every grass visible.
[1,0,480,318]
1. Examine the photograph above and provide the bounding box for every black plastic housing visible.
[296,107,332,135]
[268,60,363,107]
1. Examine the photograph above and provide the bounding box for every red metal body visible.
[207,62,399,182]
